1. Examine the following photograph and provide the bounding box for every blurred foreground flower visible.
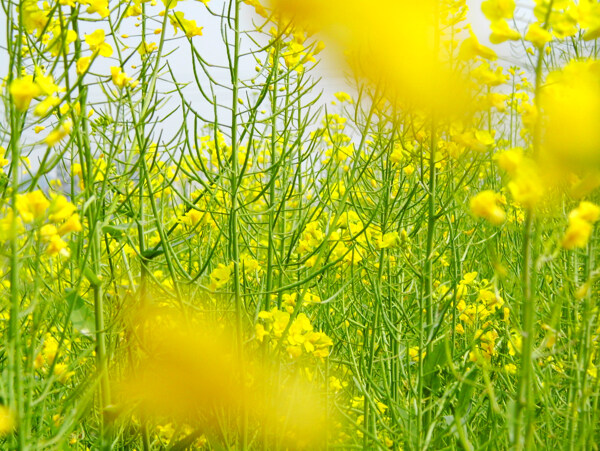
[562,201,600,250]
[540,60,600,167]
[0,405,15,436]
[470,190,506,225]
[117,307,330,449]
[271,0,475,116]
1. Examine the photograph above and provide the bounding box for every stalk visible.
[227,1,247,447]
[264,39,280,311]
[7,1,25,447]
[417,118,437,446]
[513,18,549,446]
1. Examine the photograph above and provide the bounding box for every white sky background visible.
[0,0,537,160]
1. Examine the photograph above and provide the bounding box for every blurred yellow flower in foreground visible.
[540,60,600,167]
[470,190,506,225]
[10,76,41,111]
[17,190,50,223]
[562,201,600,250]
[0,405,15,436]
[271,0,475,116]
[117,307,330,448]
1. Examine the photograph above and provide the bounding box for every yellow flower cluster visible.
[110,66,137,89]
[208,254,261,290]
[6,191,82,257]
[281,290,321,314]
[455,272,507,328]
[297,221,324,267]
[34,330,76,384]
[256,308,333,358]
[10,68,64,115]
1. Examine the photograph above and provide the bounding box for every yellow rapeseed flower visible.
[46,234,70,257]
[169,12,203,38]
[77,56,92,75]
[525,22,552,48]
[469,190,506,225]
[273,0,474,116]
[570,201,600,224]
[489,19,521,44]
[86,0,109,18]
[17,190,50,222]
[459,27,498,60]
[562,201,600,249]
[58,214,82,236]
[110,67,134,89]
[10,76,41,111]
[495,148,523,175]
[481,0,516,21]
[579,0,600,40]
[44,120,72,147]
[377,231,400,249]
[85,29,113,57]
[0,405,15,436]
[334,91,353,104]
[540,60,600,166]
[562,216,593,250]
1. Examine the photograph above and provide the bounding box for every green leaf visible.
[67,290,96,338]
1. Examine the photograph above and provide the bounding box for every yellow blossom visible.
[86,0,110,18]
[495,148,523,175]
[334,91,353,103]
[481,0,516,21]
[390,144,405,164]
[489,19,521,44]
[45,121,72,147]
[408,346,425,362]
[58,214,82,235]
[170,12,204,38]
[34,69,62,96]
[508,169,544,210]
[210,264,231,289]
[40,224,58,241]
[34,95,60,117]
[17,191,50,222]
[243,0,268,18]
[562,201,600,249]
[110,67,134,89]
[54,363,75,383]
[539,60,600,166]
[47,234,70,257]
[570,201,600,224]
[77,56,92,75]
[459,27,498,60]
[377,231,399,249]
[273,0,474,115]
[10,76,41,111]
[470,190,506,225]
[85,29,113,57]
[0,405,15,436]
[525,22,552,48]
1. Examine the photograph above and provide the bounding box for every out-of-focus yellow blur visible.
[116,307,329,448]
[271,0,475,117]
